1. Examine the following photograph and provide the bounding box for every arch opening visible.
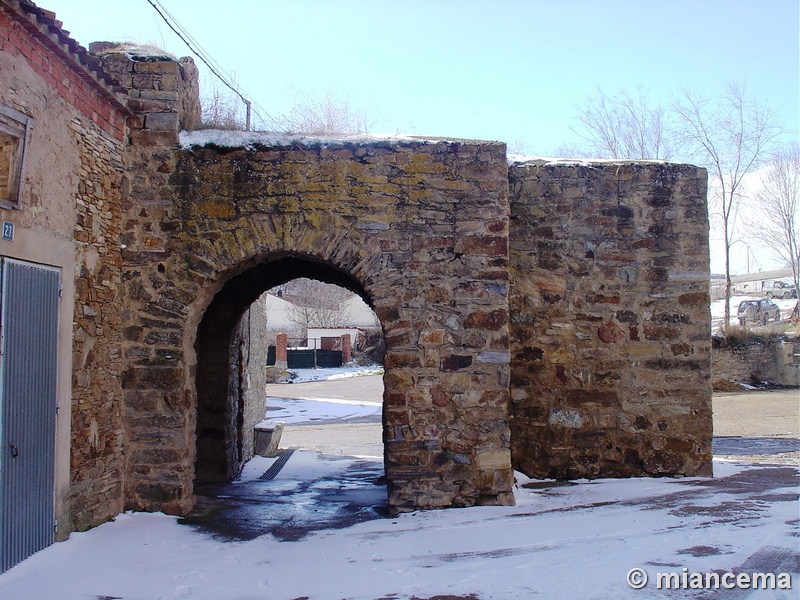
[263,277,384,458]
[194,255,380,485]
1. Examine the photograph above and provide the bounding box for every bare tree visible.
[674,82,784,331]
[200,78,247,130]
[280,91,373,136]
[569,87,676,160]
[279,278,356,339]
[752,144,800,315]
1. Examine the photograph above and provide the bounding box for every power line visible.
[144,0,280,131]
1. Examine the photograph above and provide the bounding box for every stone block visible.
[254,422,285,457]
[145,112,180,131]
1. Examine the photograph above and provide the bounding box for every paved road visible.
[266,374,384,404]
[713,388,800,465]
[267,375,384,456]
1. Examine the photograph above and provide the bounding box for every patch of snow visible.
[266,396,381,425]
[180,129,484,150]
[265,366,384,424]
[280,365,384,383]
[507,154,674,167]
[93,42,177,60]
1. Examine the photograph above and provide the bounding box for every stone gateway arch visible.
[0,5,711,565]
[122,137,518,513]
[120,129,711,516]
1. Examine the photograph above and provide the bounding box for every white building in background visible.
[727,268,794,297]
[264,293,295,329]
[263,291,379,331]
[342,295,380,327]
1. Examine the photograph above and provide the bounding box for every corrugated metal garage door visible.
[0,258,59,573]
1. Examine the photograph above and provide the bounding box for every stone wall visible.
[103,51,712,516]
[194,299,269,483]
[11,39,711,529]
[69,121,126,531]
[508,160,712,479]
[233,302,269,473]
[711,336,800,387]
[90,43,200,139]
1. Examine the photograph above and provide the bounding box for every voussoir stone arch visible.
[192,253,377,486]
[120,138,516,515]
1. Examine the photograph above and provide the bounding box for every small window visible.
[0,104,32,210]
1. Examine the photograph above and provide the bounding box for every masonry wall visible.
[68,121,125,531]
[711,336,800,388]
[0,2,127,534]
[508,160,712,479]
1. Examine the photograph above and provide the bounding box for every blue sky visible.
[43,0,799,154]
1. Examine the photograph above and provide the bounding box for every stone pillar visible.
[275,332,288,370]
[89,43,201,147]
[341,333,352,363]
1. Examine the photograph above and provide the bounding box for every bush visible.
[713,324,789,349]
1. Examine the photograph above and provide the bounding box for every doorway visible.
[0,258,59,573]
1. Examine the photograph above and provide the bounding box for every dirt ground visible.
[712,388,799,438]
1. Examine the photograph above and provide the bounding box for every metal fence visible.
[267,346,343,369]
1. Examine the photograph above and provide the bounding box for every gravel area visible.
[713,388,800,465]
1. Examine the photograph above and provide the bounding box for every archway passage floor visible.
[183,450,388,542]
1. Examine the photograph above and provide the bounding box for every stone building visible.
[0,0,711,573]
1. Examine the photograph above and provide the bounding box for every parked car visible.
[737,299,780,327]
[763,281,798,299]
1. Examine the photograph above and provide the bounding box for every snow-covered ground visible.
[281,365,384,383]
[0,457,795,600]
[0,369,796,599]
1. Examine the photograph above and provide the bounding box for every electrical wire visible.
[144,0,281,130]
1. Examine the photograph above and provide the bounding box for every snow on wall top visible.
[179,131,686,168]
[507,154,674,167]
[179,129,502,150]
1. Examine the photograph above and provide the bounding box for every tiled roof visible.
[3,0,131,114]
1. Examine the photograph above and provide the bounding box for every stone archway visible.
[65,50,714,534]
[193,255,375,484]
[120,138,515,515]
